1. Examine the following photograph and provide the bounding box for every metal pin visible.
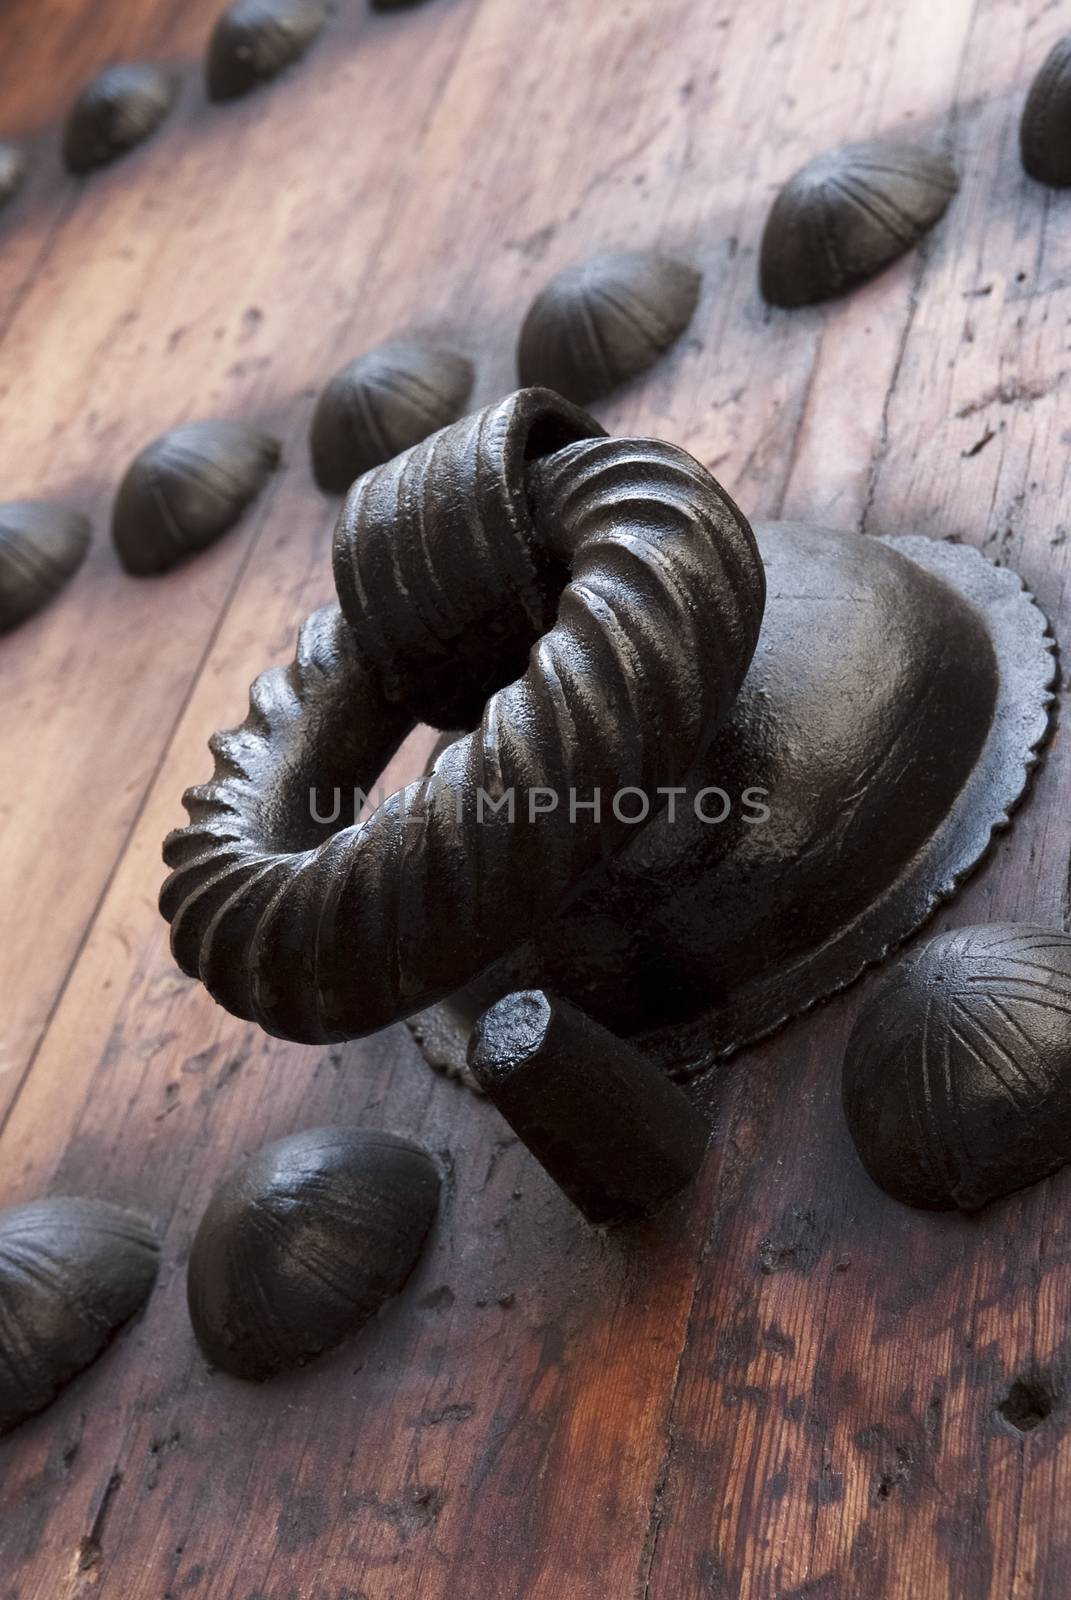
[468,990,707,1227]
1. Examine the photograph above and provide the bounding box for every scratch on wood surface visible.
[956,378,1063,419]
[65,1468,123,1594]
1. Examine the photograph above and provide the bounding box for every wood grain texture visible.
[0,0,1069,1596]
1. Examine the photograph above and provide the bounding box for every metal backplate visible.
[408,524,1056,1084]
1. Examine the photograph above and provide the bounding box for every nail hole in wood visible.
[997,1377,1057,1434]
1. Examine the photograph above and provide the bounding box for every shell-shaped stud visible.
[760,140,959,308]
[206,0,329,101]
[1021,35,1071,187]
[309,341,475,494]
[517,250,702,405]
[187,1127,441,1380]
[0,143,27,211]
[62,63,177,175]
[0,500,91,634]
[111,420,280,576]
[843,925,1071,1212]
[0,1198,159,1434]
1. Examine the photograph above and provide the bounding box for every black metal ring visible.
[160,389,766,1044]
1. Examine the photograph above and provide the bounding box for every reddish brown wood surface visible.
[1,1,1070,1596]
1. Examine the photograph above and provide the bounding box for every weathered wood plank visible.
[0,0,479,1102]
[646,4,1071,1598]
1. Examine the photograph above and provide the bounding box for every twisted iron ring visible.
[160,388,766,1043]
